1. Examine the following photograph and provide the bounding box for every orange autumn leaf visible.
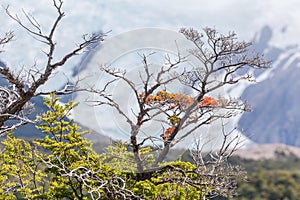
[142,91,194,108]
[161,126,176,140]
[165,126,176,134]
[163,132,170,139]
[199,96,220,106]
[140,91,221,109]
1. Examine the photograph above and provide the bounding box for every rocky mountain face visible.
[238,25,300,146]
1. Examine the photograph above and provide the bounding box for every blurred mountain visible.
[238,25,300,146]
[233,143,300,160]
[74,25,300,148]
[13,95,110,145]
[2,25,300,149]
[0,63,110,146]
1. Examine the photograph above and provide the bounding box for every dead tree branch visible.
[94,27,268,167]
[0,1,105,134]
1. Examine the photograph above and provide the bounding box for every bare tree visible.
[0,0,105,134]
[92,27,270,179]
[0,2,270,197]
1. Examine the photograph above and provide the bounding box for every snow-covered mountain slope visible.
[238,25,300,147]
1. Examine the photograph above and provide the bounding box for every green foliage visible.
[236,170,300,200]
[215,156,300,200]
[34,94,104,199]
[0,95,235,199]
[100,143,208,199]
[128,161,207,199]
[100,142,155,173]
[0,132,46,199]
[154,161,207,199]
[0,95,105,199]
